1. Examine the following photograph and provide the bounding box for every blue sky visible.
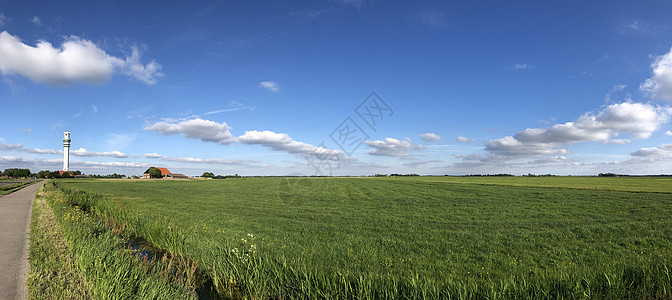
[2,0,672,176]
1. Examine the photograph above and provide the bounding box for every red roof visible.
[157,167,171,175]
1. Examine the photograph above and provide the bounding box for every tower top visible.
[63,132,71,144]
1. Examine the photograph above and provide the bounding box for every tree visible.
[61,171,71,178]
[72,170,82,176]
[147,167,162,178]
[2,168,31,178]
[201,172,214,178]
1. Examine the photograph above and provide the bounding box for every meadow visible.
[35,176,672,299]
[0,179,38,195]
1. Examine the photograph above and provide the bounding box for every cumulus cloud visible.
[364,138,423,157]
[24,147,60,155]
[237,130,342,159]
[161,156,260,165]
[141,153,163,159]
[0,142,22,150]
[666,130,672,136]
[485,102,671,158]
[641,47,672,101]
[144,118,235,144]
[419,132,441,142]
[0,31,162,85]
[0,142,127,158]
[456,136,474,143]
[631,144,672,159]
[146,118,343,160]
[70,148,128,158]
[259,80,279,92]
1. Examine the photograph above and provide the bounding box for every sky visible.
[2,0,672,176]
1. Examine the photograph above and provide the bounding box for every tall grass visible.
[43,181,198,299]
[53,178,672,299]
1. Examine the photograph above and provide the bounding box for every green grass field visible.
[0,179,38,195]
[37,177,672,298]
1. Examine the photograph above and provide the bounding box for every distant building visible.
[142,167,188,179]
[57,171,88,178]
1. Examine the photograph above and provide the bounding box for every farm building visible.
[142,167,188,179]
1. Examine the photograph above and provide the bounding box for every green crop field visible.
[35,177,672,299]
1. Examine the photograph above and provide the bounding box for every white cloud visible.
[259,81,279,92]
[137,151,261,166]
[144,118,235,144]
[0,13,6,27]
[146,118,343,160]
[141,153,163,159]
[92,105,98,114]
[364,138,423,157]
[19,128,33,132]
[514,63,534,70]
[161,156,260,165]
[24,147,60,155]
[456,136,474,143]
[0,31,162,85]
[30,16,41,26]
[666,130,672,136]
[237,130,342,159]
[641,47,672,101]
[485,102,671,158]
[0,142,22,150]
[419,133,441,142]
[485,136,569,157]
[631,144,672,159]
[70,148,128,158]
[0,155,150,170]
[0,142,127,158]
[605,139,631,144]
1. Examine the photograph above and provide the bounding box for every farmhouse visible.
[142,167,189,179]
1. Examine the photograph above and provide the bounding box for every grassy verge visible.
[34,181,199,299]
[27,185,91,299]
[0,180,37,195]
[56,178,672,299]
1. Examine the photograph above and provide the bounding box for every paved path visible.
[0,181,44,300]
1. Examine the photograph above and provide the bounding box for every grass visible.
[27,185,91,299]
[40,177,672,298]
[30,181,199,299]
[0,179,38,195]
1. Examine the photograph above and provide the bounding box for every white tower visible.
[63,132,71,171]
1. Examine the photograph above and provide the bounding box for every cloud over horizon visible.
[484,102,671,158]
[364,138,423,157]
[0,142,127,158]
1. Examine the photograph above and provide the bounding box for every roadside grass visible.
[53,177,672,299]
[27,186,91,299]
[37,181,199,299]
[0,180,38,195]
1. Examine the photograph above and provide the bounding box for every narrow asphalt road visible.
[0,181,44,300]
